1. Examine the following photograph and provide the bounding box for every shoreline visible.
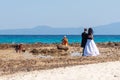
[0,41,120,44]
[0,41,120,45]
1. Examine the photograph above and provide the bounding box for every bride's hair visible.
[88,28,93,35]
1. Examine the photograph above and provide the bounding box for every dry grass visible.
[0,42,120,75]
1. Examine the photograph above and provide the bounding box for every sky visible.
[0,0,120,29]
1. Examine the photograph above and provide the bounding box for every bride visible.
[83,28,100,56]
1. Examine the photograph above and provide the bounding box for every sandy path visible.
[0,61,120,80]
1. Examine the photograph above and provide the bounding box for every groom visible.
[81,28,88,56]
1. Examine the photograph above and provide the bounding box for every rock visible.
[114,43,120,46]
[107,42,115,47]
[30,49,39,55]
[57,45,69,51]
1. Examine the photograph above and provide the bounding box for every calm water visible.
[0,35,120,44]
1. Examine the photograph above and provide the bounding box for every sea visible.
[0,35,120,44]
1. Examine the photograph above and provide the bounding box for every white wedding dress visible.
[84,39,99,56]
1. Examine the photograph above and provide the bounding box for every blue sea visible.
[0,35,120,44]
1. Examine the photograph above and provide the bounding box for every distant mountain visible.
[0,25,83,35]
[93,22,120,35]
[0,22,120,35]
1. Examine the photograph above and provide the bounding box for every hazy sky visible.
[0,0,120,29]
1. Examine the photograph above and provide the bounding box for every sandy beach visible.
[1,0,120,79]
[0,61,120,80]
[0,42,120,79]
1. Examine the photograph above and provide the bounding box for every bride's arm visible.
[88,34,93,39]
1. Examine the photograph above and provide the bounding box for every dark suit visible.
[81,32,88,56]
